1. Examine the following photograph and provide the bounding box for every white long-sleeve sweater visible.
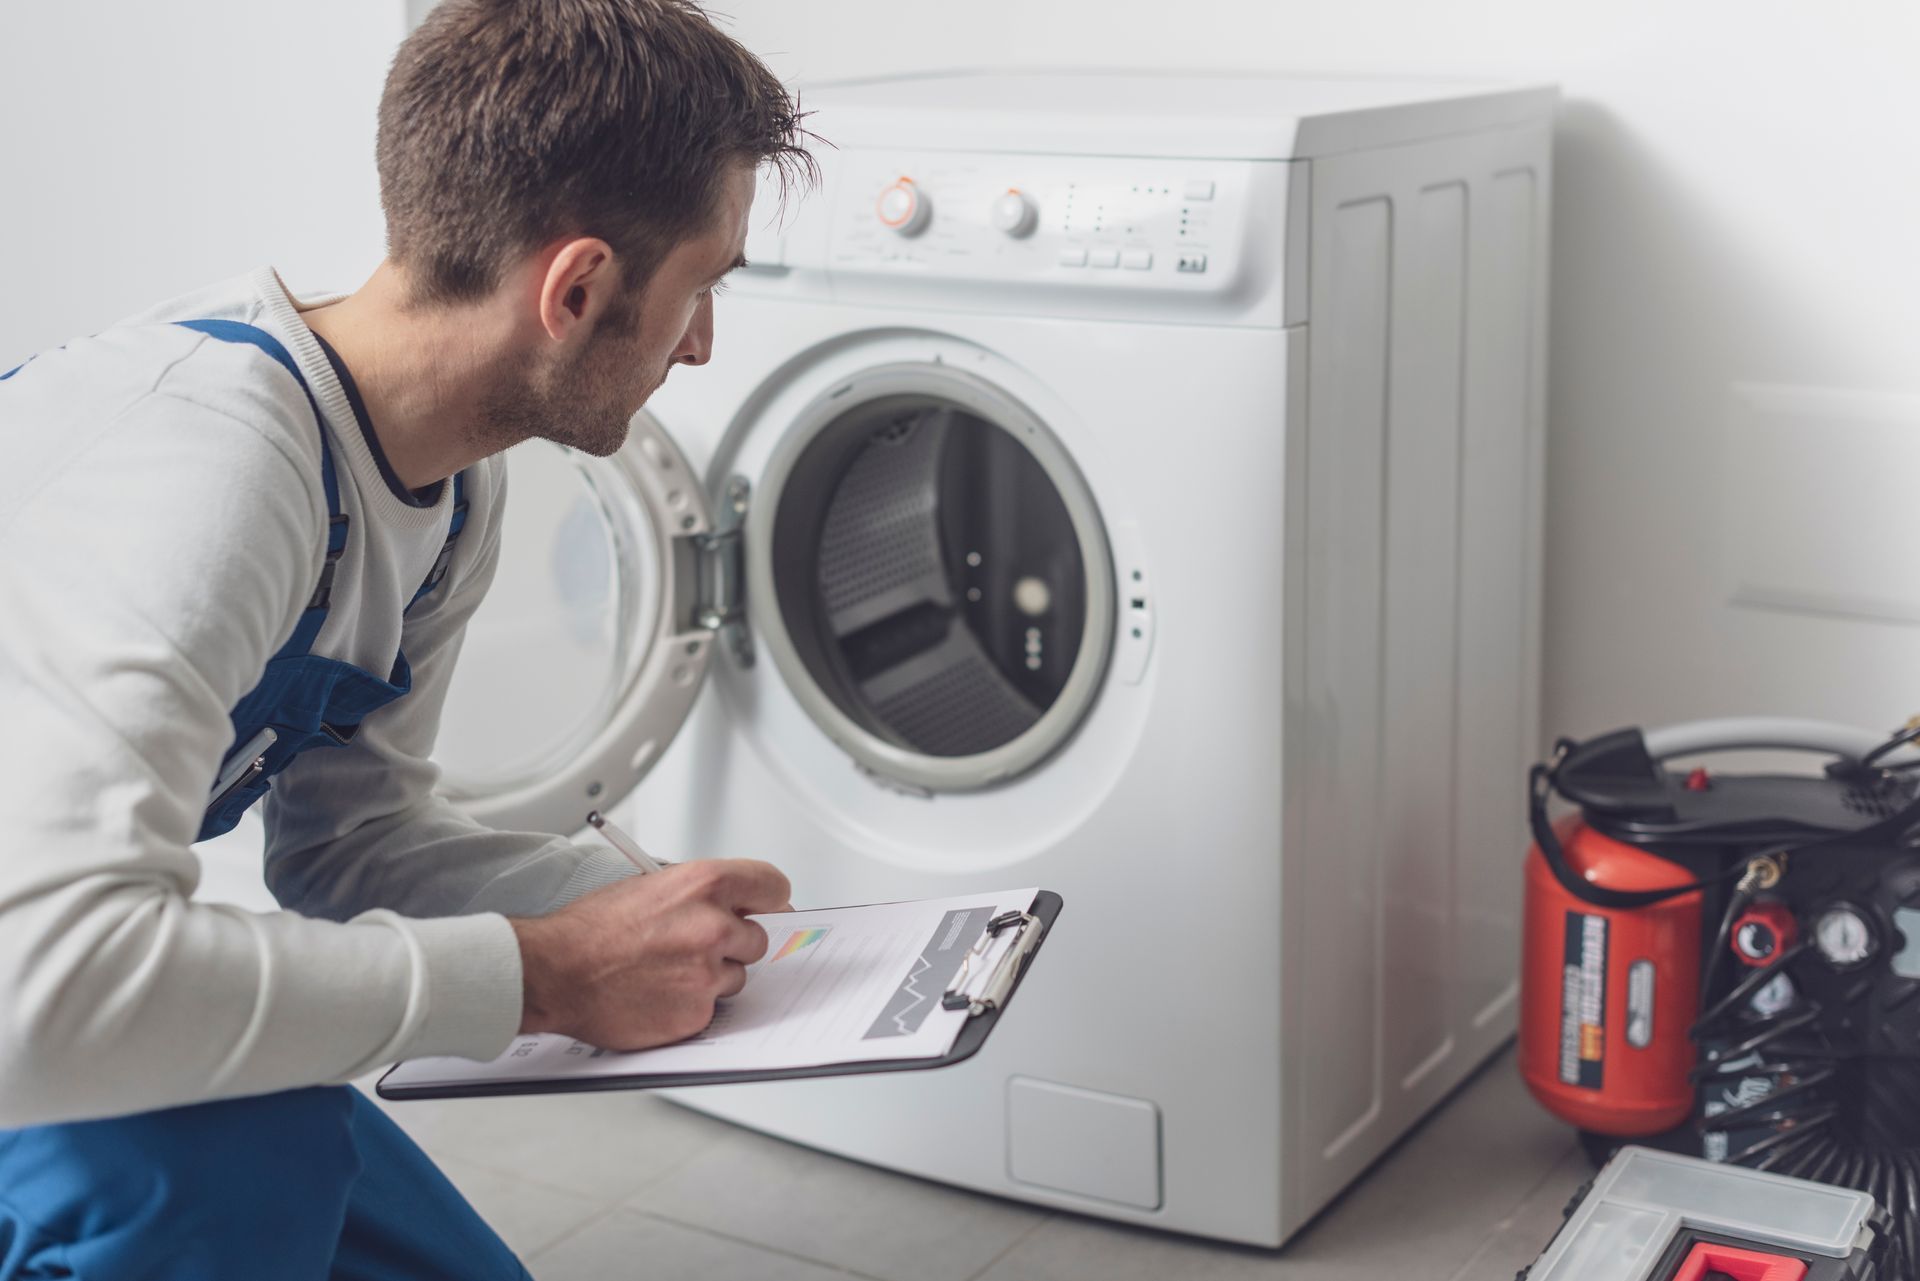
[0,267,634,1127]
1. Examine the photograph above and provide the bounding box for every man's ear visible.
[536,237,620,343]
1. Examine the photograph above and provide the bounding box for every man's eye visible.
[705,280,730,299]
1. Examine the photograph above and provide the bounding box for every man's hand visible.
[510,859,791,1050]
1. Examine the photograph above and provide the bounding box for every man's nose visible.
[673,295,715,367]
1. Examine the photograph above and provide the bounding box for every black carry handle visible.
[1529,750,1920,910]
[1528,760,1732,909]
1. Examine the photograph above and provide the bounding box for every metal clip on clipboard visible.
[942,909,1044,1017]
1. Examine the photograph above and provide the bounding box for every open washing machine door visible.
[433,414,733,834]
[437,354,1118,830]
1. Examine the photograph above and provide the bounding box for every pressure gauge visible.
[1813,904,1877,969]
[1749,972,1797,1018]
[1731,901,1797,967]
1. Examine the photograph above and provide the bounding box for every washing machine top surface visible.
[803,69,1557,160]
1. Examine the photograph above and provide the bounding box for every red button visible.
[1686,767,1712,792]
[1670,1242,1807,1281]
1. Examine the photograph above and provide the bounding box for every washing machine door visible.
[432,414,724,835]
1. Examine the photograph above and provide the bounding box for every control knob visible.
[876,178,930,236]
[990,189,1037,238]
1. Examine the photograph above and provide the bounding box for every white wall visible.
[0,2,407,368]
[715,0,1920,742]
[6,1,1917,745]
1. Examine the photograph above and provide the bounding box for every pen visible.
[585,810,665,874]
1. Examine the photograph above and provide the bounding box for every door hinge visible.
[693,475,754,668]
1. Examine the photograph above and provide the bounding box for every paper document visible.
[382,887,1041,1092]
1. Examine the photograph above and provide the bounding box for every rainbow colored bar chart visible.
[772,926,830,963]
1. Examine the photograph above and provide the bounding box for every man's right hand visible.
[509,859,791,1051]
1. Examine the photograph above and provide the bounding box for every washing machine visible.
[434,71,1557,1247]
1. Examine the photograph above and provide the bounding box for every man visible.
[0,1,814,1275]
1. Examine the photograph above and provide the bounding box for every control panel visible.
[826,150,1281,305]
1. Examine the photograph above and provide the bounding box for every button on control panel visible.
[1175,252,1208,274]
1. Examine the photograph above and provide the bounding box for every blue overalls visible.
[0,322,529,1280]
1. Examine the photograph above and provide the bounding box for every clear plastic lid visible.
[1528,1147,1876,1281]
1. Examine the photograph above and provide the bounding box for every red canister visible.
[1519,818,1702,1136]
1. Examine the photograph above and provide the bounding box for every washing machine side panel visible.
[1283,119,1554,1232]
[630,319,1297,1245]
[1459,124,1554,1033]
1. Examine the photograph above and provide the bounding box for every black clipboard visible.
[376,891,1062,1101]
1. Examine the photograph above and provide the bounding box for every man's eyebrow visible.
[710,255,749,283]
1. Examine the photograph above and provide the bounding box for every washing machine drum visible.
[747,365,1116,795]
[768,394,1088,760]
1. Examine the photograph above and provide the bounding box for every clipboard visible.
[377,890,1062,1101]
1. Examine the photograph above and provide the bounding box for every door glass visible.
[435,440,660,796]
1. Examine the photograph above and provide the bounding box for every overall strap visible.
[3,343,67,381]
[406,469,469,612]
[174,320,345,656]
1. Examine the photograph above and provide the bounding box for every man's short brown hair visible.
[378,0,815,305]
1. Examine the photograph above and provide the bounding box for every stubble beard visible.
[471,321,662,460]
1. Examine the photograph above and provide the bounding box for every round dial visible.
[1749,972,1797,1018]
[1813,904,1876,968]
[990,189,1037,238]
[876,179,930,235]
[1735,920,1778,961]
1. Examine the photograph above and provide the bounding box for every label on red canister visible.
[1560,911,1608,1088]
[1626,959,1656,1048]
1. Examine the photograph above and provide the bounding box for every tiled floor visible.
[361,1046,1590,1280]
